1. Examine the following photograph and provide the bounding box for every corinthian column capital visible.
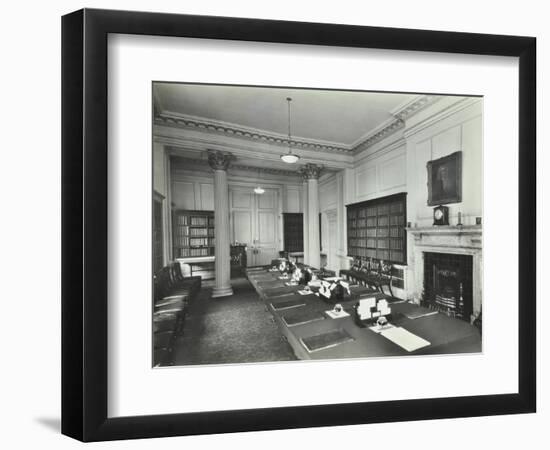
[299,163,323,180]
[207,150,234,171]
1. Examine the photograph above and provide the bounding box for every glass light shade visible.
[254,186,265,194]
[280,153,300,164]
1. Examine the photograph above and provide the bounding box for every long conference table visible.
[246,268,481,361]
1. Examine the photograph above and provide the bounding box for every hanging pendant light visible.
[280,97,300,164]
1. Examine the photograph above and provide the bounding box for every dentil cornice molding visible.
[351,95,442,155]
[155,112,350,154]
[392,95,443,122]
[402,97,482,140]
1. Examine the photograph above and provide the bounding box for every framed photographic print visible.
[62,8,536,442]
[427,151,462,206]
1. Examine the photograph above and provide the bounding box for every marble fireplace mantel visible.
[406,225,483,320]
[406,225,482,250]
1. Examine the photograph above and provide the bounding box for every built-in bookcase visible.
[172,210,215,258]
[346,193,407,264]
[153,193,164,274]
[283,213,304,252]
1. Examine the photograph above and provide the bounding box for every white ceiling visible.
[154,83,416,146]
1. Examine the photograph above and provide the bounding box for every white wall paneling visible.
[284,185,303,213]
[406,99,482,228]
[172,181,196,210]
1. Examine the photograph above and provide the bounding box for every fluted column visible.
[302,179,309,265]
[300,164,323,269]
[208,150,234,298]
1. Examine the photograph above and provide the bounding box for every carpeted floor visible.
[170,277,297,366]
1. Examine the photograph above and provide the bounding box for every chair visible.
[152,262,202,366]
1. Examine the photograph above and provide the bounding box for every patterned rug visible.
[170,277,297,366]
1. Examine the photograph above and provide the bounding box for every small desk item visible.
[404,308,439,320]
[282,311,325,327]
[368,323,395,333]
[318,279,350,303]
[354,297,392,326]
[379,327,430,352]
[301,329,354,353]
[271,299,306,310]
[325,309,350,319]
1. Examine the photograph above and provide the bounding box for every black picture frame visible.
[427,151,462,206]
[62,8,536,442]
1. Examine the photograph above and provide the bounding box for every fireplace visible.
[406,225,482,322]
[423,252,473,321]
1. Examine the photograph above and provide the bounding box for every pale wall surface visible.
[350,99,482,228]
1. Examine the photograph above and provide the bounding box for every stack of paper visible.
[377,299,391,316]
[357,297,391,320]
[357,297,377,320]
[379,327,430,352]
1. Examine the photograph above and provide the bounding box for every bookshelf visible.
[346,192,407,264]
[283,213,304,253]
[153,194,164,274]
[173,210,215,259]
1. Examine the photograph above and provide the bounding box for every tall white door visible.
[230,187,280,266]
[254,189,279,266]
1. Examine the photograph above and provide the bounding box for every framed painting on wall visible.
[427,151,462,206]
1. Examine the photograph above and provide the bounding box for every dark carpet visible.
[170,277,298,366]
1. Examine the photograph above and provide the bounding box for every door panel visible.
[257,190,275,209]
[256,209,278,265]
[230,186,280,267]
[258,211,276,242]
[230,189,255,265]
[254,190,279,265]
[233,211,253,244]
[232,190,253,208]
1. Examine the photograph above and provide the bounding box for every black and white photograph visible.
[152,83,483,367]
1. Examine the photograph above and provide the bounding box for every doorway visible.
[230,187,280,266]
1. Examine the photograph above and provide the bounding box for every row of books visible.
[174,237,216,247]
[348,203,404,219]
[174,226,214,237]
[190,227,213,237]
[348,238,404,250]
[174,215,215,226]
[348,247,403,261]
[178,247,212,257]
[348,226,404,238]
[189,237,215,247]
[349,215,404,228]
